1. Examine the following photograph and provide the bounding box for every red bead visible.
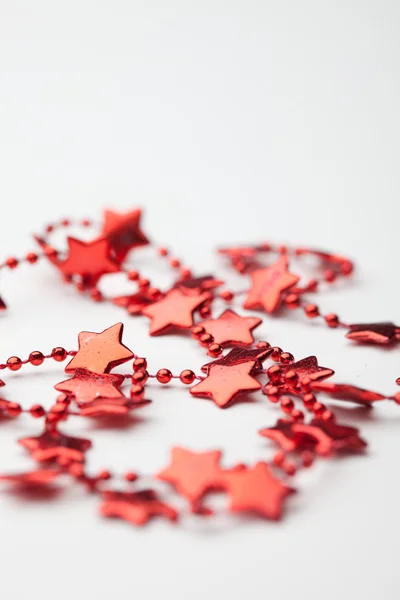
[180,268,192,279]
[158,247,168,257]
[6,257,18,269]
[82,219,91,227]
[147,287,163,301]
[138,278,150,289]
[199,333,214,347]
[61,219,70,227]
[52,347,67,362]
[220,290,234,302]
[322,409,335,422]
[29,351,44,366]
[130,384,145,401]
[280,352,294,365]
[281,397,294,414]
[97,470,112,481]
[284,370,298,386]
[325,313,340,328]
[313,402,326,417]
[90,289,103,302]
[291,409,304,422]
[7,356,22,371]
[263,384,280,403]
[132,370,149,384]
[44,247,58,259]
[124,471,138,482]
[191,325,205,339]
[283,462,296,476]
[303,393,316,410]
[285,293,300,309]
[46,224,54,233]
[305,304,319,318]
[271,347,282,362]
[300,376,312,391]
[257,341,271,350]
[170,258,181,268]
[273,451,285,467]
[199,305,212,319]
[29,404,46,418]
[307,279,318,292]
[7,402,22,417]
[341,261,353,276]
[133,357,147,372]
[302,451,314,468]
[324,269,336,283]
[25,252,38,264]
[127,270,139,281]
[208,343,223,358]
[267,365,282,383]
[180,369,196,384]
[156,368,172,384]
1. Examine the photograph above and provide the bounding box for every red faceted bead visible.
[156,369,172,384]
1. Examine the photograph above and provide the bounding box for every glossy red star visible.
[311,381,386,405]
[244,256,300,313]
[174,275,224,296]
[201,345,272,374]
[222,462,294,520]
[200,310,262,346]
[19,427,92,463]
[142,289,211,335]
[157,447,224,510]
[100,489,178,526]
[191,361,261,408]
[65,323,134,374]
[281,356,334,382]
[101,208,150,263]
[346,322,400,344]
[292,419,367,456]
[55,369,125,405]
[0,469,61,487]
[58,237,120,287]
[259,419,315,453]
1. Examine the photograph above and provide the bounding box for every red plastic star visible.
[244,256,300,313]
[65,323,134,374]
[201,346,271,374]
[19,427,92,463]
[259,419,315,453]
[311,381,386,405]
[142,289,211,335]
[191,361,261,408]
[174,275,224,296]
[58,237,120,287]
[113,291,160,315]
[293,419,367,456]
[101,208,150,263]
[78,401,130,417]
[0,469,60,487]
[200,310,262,346]
[100,489,178,526]
[346,322,400,344]
[55,369,125,405]
[157,447,224,510]
[281,356,334,382]
[222,462,294,520]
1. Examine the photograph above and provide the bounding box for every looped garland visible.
[0,208,398,527]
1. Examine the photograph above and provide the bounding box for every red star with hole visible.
[191,361,261,408]
[100,489,178,526]
[292,419,367,456]
[55,369,125,405]
[346,322,400,344]
[244,256,300,313]
[142,289,211,335]
[200,309,262,346]
[19,427,92,463]
[101,208,150,263]
[65,323,134,374]
[281,355,334,382]
[58,237,120,287]
[222,462,294,520]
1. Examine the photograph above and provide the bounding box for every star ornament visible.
[259,419,315,453]
[200,309,262,346]
[142,289,211,335]
[201,346,272,375]
[100,489,178,526]
[222,462,294,520]
[191,360,261,408]
[0,469,61,487]
[58,237,120,287]
[281,355,334,382]
[174,274,224,296]
[310,381,386,405]
[157,447,224,510]
[65,323,134,375]
[19,428,92,463]
[101,208,150,263]
[346,322,400,344]
[244,256,300,314]
[55,369,125,405]
[292,419,367,456]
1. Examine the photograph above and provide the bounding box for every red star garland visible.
[58,237,120,287]
[191,361,261,408]
[200,309,262,346]
[19,427,92,463]
[55,369,125,405]
[100,208,150,263]
[142,289,211,335]
[244,256,300,313]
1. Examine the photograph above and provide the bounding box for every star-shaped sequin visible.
[174,275,224,296]
[346,322,400,344]
[311,382,386,405]
[157,447,224,510]
[280,356,334,382]
[100,489,178,526]
[244,256,300,313]
[191,361,261,408]
[292,419,367,456]
[222,462,294,520]
[58,237,120,287]
[65,323,134,374]
[101,208,150,263]
[142,289,211,335]
[19,428,92,463]
[55,369,125,405]
[201,346,271,374]
[200,310,262,346]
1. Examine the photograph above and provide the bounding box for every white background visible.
[0,1,399,599]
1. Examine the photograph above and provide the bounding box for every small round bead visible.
[158,247,168,257]
[180,268,192,279]
[291,409,304,423]
[76,281,85,292]
[29,404,46,418]
[279,245,287,254]
[138,278,150,290]
[324,269,336,283]
[69,463,84,478]
[267,365,282,383]
[0,364,6,370]
[7,402,22,417]
[341,261,353,276]
[147,287,163,301]
[312,402,326,417]
[285,293,300,309]
[61,219,70,227]
[220,290,234,302]
[260,242,271,251]
[97,470,112,481]
[283,462,296,476]
[52,347,67,362]
[133,357,147,372]
[199,305,212,318]
[90,289,103,302]
[302,451,314,468]
[7,356,22,371]
[305,304,319,318]
[82,219,91,227]
[303,393,316,410]
[169,258,180,268]
[325,313,339,328]
[300,376,312,391]
[273,451,285,467]
[132,370,149,384]
[322,409,335,422]
[130,384,145,401]
[29,351,44,366]
[281,397,294,414]
[280,352,294,365]
[284,369,298,386]
[156,368,172,384]
[45,224,54,233]
[257,341,271,350]
[25,252,38,264]
[180,369,196,384]
[307,279,318,292]
[44,246,58,259]
[6,257,18,269]
[127,270,139,281]
[208,343,223,358]
[191,325,205,339]
[262,384,279,403]
[124,471,138,482]
[271,347,282,362]
[199,333,214,347]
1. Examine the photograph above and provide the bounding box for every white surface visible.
[0,1,399,599]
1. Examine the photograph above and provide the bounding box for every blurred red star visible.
[310,381,386,405]
[65,323,134,374]
[293,419,367,456]
[55,369,125,405]
[142,289,211,335]
[346,322,400,344]
[202,346,271,374]
[58,237,119,287]
[244,256,300,313]
[0,469,61,487]
[281,356,334,382]
[200,309,262,346]
[19,427,92,463]
[222,462,294,520]
[101,208,149,263]
[259,419,315,453]
[157,447,224,510]
[100,489,178,526]
[191,361,261,408]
